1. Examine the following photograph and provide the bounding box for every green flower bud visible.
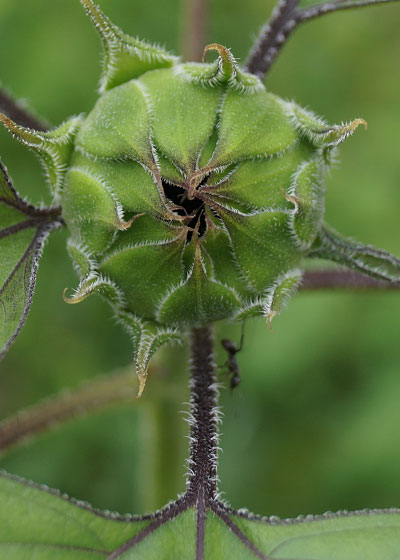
[2,0,399,392]
[59,9,364,328]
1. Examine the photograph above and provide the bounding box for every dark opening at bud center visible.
[161,178,207,243]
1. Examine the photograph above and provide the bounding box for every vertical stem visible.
[136,402,161,512]
[244,0,299,78]
[186,326,220,503]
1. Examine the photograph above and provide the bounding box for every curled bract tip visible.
[203,43,237,81]
[117,212,145,231]
[63,287,78,304]
[182,42,261,92]
[202,43,233,63]
[137,373,147,399]
[63,276,125,307]
[353,118,368,131]
[63,286,93,305]
[266,311,276,331]
[281,188,299,208]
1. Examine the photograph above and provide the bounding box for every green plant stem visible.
[1,269,398,457]
[0,366,138,456]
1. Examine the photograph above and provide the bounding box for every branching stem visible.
[244,0,399,79]
[0,367,137,456]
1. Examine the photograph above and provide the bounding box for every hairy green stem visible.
[0,367,138,456]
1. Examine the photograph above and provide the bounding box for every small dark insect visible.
[220,328,245,389]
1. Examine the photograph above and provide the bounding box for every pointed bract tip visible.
[117,212,145,231]
[325,117,368,146]
[0,113,37,144]
[79,0,177,91]
[281,187,299,208]
[79,0,109,30]
[137,373,147,398]
[266,311,276,331]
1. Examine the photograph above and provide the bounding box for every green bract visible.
[2,0,399,392]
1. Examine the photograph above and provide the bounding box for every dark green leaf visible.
[0,161,62,359]
[1,471,400,559]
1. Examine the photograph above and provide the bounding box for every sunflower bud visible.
[3,0,399,393]
[60,4,369,328]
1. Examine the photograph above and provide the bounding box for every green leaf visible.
[0,471,149,559]
[0,161,62,360]
[1,470,400,559]
[231,509,400,559]
[263,268,303,326]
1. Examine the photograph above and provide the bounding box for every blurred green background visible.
[0,0,399,519]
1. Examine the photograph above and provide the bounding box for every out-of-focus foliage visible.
[0,0,399,518]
